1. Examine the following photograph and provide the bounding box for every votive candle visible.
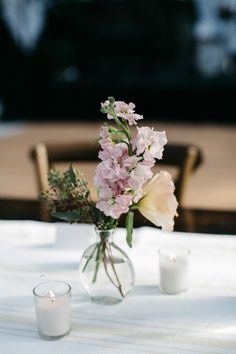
[159,248,190,294]
[33,280,71,339]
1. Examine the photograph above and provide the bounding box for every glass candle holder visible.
[159,248,190,294]
[33,280,71,340]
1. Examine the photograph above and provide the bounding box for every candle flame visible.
[169,253,176,262]
[49,290,55,302]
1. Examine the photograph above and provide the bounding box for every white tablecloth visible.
[0,221,236,354]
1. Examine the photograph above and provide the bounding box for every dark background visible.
[0,0,236,122]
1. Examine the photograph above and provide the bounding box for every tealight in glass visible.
[33,280,71,340]
[159,248,190,294]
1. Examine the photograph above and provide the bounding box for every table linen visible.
[0,220,236,354]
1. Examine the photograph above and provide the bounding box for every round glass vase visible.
[79,229,135,305]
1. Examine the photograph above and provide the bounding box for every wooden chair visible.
[30,141,203,221]
[30,141,99,221]
[160,143,203,206]
[30,141,99,192]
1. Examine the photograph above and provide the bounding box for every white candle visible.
[33,281,71,339]
[159,249,190,294]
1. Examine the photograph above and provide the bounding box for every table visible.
[0,221,236,354]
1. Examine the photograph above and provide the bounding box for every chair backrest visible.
[30,141,99,220]
[30,141,203,220]
[30,141,99,192]
[160,144,203,206]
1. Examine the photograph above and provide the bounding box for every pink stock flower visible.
[98,149,111,161]
[122,155,141,169]
[99,126,109,139]
[131,126,167,159]
[114,101,135,116]
[99,125,131,161]
[113,143,129,160]
[97,194,133,219]
[44,97,178,253]
[98,186,113,199]
[96,199,114,217]
[132,189,143,203]
[128,163,153,190]
[111,182,123,195]
[96,97,177,235]
[116,194,133,209]
[138,171,178,232]
[101,100,110,108]
[114,101,143,125]
[101,100,143,125]
[126,113,143,125]
[95,158,129,185]
[98,127,113,151]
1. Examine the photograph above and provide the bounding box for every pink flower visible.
[104,100,143,125]
[98,186,113,199]
[98,139,129,161]
[138,171,178,231]
[128,163,153,189]
[98,149,112,161]
[101,100,110,108]
[114,101,135,116]
[131,127,167,159]
[99,126,109,139]
[96,199,114,217]
[96,97,177,233]
[98,127,113,151]
[96,194,133,219]
[122,155,141,169]
[126,113,143,125]
[140,153,156,168]
[94,156,129,189]
[132,189,143,203]
[111,143,129,160]
[116,194,133,209]
[111,182,123,195]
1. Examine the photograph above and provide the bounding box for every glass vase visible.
[79,228,135,305]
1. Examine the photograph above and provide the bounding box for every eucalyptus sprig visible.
[40,165,117,230]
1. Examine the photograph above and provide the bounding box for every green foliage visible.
[52,210,82,223]
[40,165,117,230]
[125,211,134,248]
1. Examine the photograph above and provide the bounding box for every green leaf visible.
[108,126,119,134]
[100,107,107,114]
[52,210,80,223]
[108,96,115,104]
[125,211,134,248]
[68,164,77,185]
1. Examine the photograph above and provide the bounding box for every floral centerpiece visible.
[41,97,178,304]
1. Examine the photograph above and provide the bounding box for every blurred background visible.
[1,0,236,121]
[0,0,235,226]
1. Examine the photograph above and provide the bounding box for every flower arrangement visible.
[41,97,178,247]
[41,97,178,302]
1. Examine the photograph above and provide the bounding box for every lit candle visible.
[159,249,190,294]
[33,281,71,339]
